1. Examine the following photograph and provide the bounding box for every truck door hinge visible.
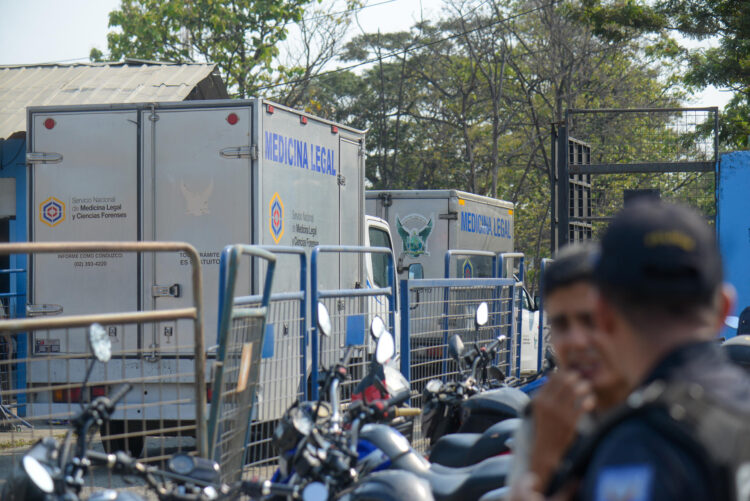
[152,284,181,298]
[439,212,458,220]
[337,174,346,186]
[219,145,255,160]
[27,152,63,165]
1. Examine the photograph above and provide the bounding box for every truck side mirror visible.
[408,263,424,279]
[533,295,541,312]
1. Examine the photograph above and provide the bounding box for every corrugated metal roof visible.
[0,61,221,139]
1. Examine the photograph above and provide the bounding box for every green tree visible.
[92,0,313,98]
[578,0,750,148]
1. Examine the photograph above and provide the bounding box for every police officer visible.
[558,200,750,500]
[508,243,629,493]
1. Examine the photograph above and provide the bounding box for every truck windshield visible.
[369,227,392,288]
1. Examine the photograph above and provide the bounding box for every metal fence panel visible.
[400,276,517,453]
[207,245,276,484]
[214,246,307,480]
[0,242,206,497]
[310,246,397,405]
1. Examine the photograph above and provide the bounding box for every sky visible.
[0,0,733,109]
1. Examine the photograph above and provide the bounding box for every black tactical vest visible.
[550,379,750,501]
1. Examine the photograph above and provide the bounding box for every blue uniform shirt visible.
[576,341,750,501]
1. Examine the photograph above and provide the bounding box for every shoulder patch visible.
[595,465,652,501]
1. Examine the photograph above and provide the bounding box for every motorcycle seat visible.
[462,388,529,417]
[420,455,511,501]
[429,419,520,467]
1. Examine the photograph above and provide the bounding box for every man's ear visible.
[716,283,737,331]
[595,292,617,337]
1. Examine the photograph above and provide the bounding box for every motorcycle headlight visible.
[425,379,442,395]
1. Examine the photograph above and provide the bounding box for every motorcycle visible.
[270,303,512,501]
[426,345,556,468]
[421,302,529,449]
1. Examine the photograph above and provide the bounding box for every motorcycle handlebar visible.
[242,479,298,498]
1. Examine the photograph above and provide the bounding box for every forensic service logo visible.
[269,193,284,244]
[40,197,65,227]
[396,213,433,258]
[462,259,474,278]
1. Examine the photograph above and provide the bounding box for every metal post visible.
[399,279,411,395]
[556,114,570,250]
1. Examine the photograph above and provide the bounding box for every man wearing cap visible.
[508,243,629,494]
[550,200,750,500]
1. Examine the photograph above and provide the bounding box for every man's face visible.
[546,281,622,394]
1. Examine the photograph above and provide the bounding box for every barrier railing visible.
[400,276,517,452]
[0,241,207,494]
[310,246,397,403]
[213,245,306,479]
[207,245,276,484]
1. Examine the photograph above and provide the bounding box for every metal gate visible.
[552,107,719,250]
[207,245,276,483]
[310,246,397,402]
[400,275,518,452]
[0,241,207,495]
[211,245,306,480]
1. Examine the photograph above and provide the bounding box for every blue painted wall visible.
[0,138,27,315]
[718,151,750,338]
[1,138,28,414]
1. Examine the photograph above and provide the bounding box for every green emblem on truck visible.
[397,214,433,257]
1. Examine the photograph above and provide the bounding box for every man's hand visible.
[527,371,595,491]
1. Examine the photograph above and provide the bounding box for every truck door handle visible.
[219,146,256,159]
[152,284,181,298]
[26,304,63,316]
[27,152,63,164]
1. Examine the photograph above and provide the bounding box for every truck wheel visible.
[103,420,144,457]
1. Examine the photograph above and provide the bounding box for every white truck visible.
[366,189,541,373]
[26,99,390,449]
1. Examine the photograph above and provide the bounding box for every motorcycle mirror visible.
[370,316,386,340]
[317,302,332,337]
[488,366,505,382]
[448,334,464,361]
[376,332,395,364]
[23,455,54,494]
[726,316,740,329]
[475,302,489,328]
[88,323,112,363]
[302,481,328,501]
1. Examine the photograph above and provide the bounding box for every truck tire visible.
[103,420,144,457]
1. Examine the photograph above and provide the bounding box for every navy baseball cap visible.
[594,200,722,305]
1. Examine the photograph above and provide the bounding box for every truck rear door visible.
[141,105,253,352]
[339,137,363,288]
[29,109,139,353]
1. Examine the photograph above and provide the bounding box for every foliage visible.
[575,0,750,148]
[92,0,314,97]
